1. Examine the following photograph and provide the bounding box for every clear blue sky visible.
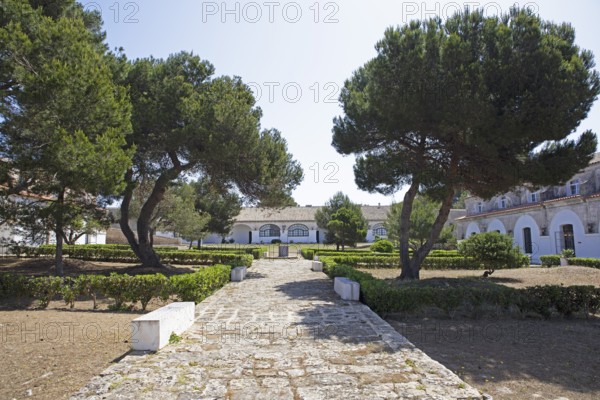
[84,0,600,207]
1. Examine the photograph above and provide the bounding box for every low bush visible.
[370,240,395,253]
[10,245,255,265]
[458,232,529,275]
[127,274,171,310]
[321,260,600,318]
[540,255,561,267]
[27,276,63,309]
[320,254,483,270]
[568,257,600,269]
[103,273,135,309]
[0,264,232,310]
[0,274,29,300]
[301,248,315,260]
[170,264,231,303]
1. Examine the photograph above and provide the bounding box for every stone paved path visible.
[72,259,483,399]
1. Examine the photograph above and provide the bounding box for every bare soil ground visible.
[372,266,600,399]
[0,258,191,399]
[388,316,600,400]
[360,266,600,288]
[0,257,196,277]
[1,308,136,400]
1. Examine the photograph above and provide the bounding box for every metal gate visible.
[265,244,301,258]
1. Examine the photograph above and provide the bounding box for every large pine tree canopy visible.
[333,8,599,279]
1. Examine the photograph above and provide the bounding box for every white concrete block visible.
[334,277,360,301]
[314,255,319,261]
[263,252,269,258]
[131,302,195,351]
[311,261,323,272]
[231,266,246,282]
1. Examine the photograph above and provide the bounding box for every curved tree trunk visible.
[406,187,456,279]
[120,157,186,268]
[398,180,420,280]
[398,156,458,280]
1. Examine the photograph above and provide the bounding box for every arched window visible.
[259,224,280,237]
[288,224,309,237]
[373,224,388,237]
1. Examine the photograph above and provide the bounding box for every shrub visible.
[0,274,30,300]
[319,254,483,270]
[271,239,282,244]
[568,257,600,269]
[458,231,528,276]
[301,249,315,260]
[102,273,135,309]
[127,274,171,310]
[73,275,106,309]
[28,276,63,309]
[11,245,254,267]
[324,262,600,318]
[540,255,561,267]
[561,249,576,258]
[170,264,231,303]
[370,240,394,253]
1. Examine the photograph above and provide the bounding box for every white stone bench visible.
[231,266,247,282]
[131,302,195,351]
[311,261,323,272]
[334,277,360,301]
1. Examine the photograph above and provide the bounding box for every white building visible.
[0,192,106,247]
[454,153,600,263]
[202,205,391,244]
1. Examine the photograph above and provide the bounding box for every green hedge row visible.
[322,263,600,318]
[302,248,461,260]
[540,255,600,269]
[10,246,253,267]
[569,258,600,269]
[540,255,561,267]
[0,264,232,310]
[319,255,485,270]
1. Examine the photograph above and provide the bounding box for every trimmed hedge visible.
[302,248,461,260]
[540,255,561,267]
[0,264,232,310]
[567,258,600,269]
[319,255,483,270]
[10,245,253,267]
[322,262,600,318]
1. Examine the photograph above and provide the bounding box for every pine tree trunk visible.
[54,189,65,276]
[55,227,64,276]
[398,155,458,281]
[132,162,182,268]
[398,180,420,280]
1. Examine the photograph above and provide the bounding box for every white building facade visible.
[202,205,391,245]
[454,154,600,263]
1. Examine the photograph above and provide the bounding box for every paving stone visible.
[71,259,483,400]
